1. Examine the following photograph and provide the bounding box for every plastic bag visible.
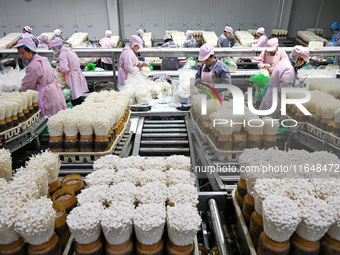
[62,86,72,101]
[147,64,154,71]
[154,78,172,96]
[173,89,190,104]
[67,101,73,109]
[172,68,195,104]
[0,69,26,92]
[86,63,96,71]
[225,59,237,72]
[124,72,150,102]
[255,88,264,101]
[171,80,180,94]
[81,41,92,48]
[141,66,150,77]
[55,70,67,86]
[298,65,336,78]
[232,42,242,48]
[249,73,270,89]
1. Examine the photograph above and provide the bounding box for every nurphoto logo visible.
[200,85,311,116]
[196,84,311,128]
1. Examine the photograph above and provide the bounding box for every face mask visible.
[52,46,62,54]
[269,52,276,56]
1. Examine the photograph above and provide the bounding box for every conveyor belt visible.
[144,120,185,124]
[133,117,190,156]
[59,126,134,176]
[188,116,289,191]
[140,140,188,145]
[1,116,48,153]
[143,124,186,128]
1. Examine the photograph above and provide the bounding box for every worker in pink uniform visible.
[258,38,288,73]
[99,30,116,70]
[117,35,147,90]
[14,38,66,116]
[136,29,146,61]
[37,33,49,48]
[136,29,146,48]
[19,26,39,68]
[54,29,63,39]
[196,44,231,99]
[217,26,233,48]
[161,35,180,70]
[21,26,39,47]
[252,27,268,48]
[49,37,88,106]
[183,30,197,48]
[260,45,310,118]
[54,29,70,45]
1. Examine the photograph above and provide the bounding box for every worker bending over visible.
[117,35,147,90]
[15,38,66,115]
[196,44,232,99]
[258,38,288,73]
[260,45,310,118]
[183,30,197,48]
[252,27,268,48]
[49,37,88,106]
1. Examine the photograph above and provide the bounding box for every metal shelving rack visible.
[2,47,340,85]
[1,116,48,153]
[286,125,340,157]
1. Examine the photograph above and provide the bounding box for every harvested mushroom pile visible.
[47,90,130,152]
[202,31,218,47]
[191,95,279,150]
[297,31,327,46]
[0,33,22,49]
[0,91,39,133]
[0,69,26,92]
[68,32,89,47]
[271,29,288,37]
[239,148,340,243]
[66,154,201,247]
[165,30,186,47]
[142,32,152,48]
[287,89,340,135]
[0,149,60,246]
[235,31,254,47]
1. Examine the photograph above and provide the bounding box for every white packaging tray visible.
[232,189,257,255]
[306,123,326,140]
[21,110,41,131]
[58,110,130,164]
[207,135,243,162]
[191,118,209,144]
[0,123,22,140]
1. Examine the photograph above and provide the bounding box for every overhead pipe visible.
[315,0,324,29]
[279,0,285,29]
[106,0,111,31]
[274,0,281,29]
[116,0,123,40]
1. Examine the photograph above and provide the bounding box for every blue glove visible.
[330,44,335,47]
[331,38,336,42]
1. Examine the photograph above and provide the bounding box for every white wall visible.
[288,0,340,38]
[0,0,339,41]
[0,0,118,40]
[119,0,293,39]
